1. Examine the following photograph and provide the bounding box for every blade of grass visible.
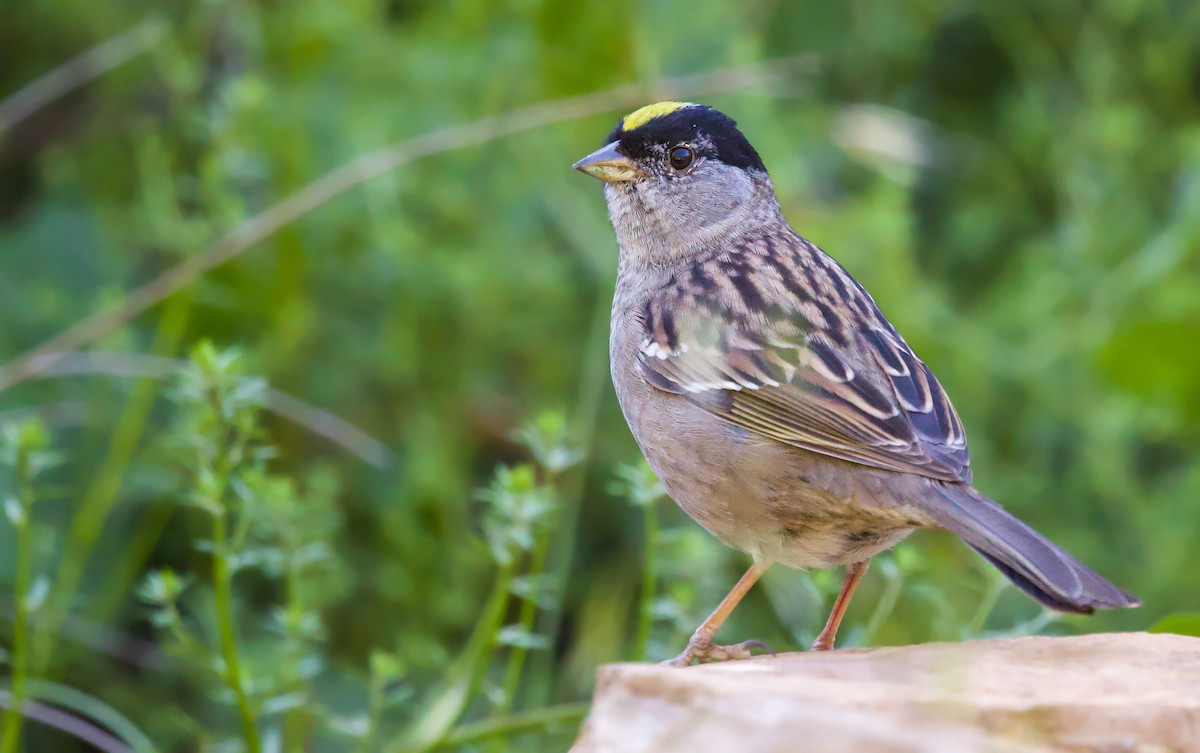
[16,350,390,468]
[965,571,1010,639]
[22,679,159,753]
[0,690,132,753]
[0,16,166,134]
[858,559,904,647]
[90,501,175,627]
[397,562,515,751]
[633,499,659,662]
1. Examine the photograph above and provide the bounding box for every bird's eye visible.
[669,145,694,171]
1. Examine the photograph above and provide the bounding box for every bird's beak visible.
[573,142,644,183]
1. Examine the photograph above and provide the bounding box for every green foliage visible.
[3,1,1200,750]
[1148,613,1200,638]
[0,418,59,753]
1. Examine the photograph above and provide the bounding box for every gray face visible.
[603,142,777,265]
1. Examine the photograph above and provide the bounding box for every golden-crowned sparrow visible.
[574,102,1140,666]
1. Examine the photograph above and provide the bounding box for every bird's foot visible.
[661,636,775,667]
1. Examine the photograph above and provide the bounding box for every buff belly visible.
[620,375,926,569]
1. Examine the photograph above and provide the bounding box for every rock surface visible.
[570,632,1200,753]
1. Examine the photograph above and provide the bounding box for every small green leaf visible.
[138,569,190,605]
[611,461,667,508]
[370,650,404,681]
[512,411,582,473]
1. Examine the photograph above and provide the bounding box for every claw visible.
[661,636,776,666]
[739,638,776,658]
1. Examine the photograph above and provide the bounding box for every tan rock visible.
[571,632,1200,753]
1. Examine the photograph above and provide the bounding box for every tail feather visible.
[915,483,1140,613]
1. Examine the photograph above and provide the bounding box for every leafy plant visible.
[3,3,1197,750]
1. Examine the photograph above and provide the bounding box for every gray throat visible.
[606,173,785,273]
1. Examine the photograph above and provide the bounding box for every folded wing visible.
[636,235,971,484]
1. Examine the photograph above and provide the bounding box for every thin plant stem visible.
[211,506,260,753]
[462,563,516,720]
[497,522,552,715]
[281,544,310,753]
[859,566,905,647]
[1008,609,1060,637]
[0,445,35,753]
[199,401,259,753]
[15,350,390,467]
[0,16,165,134]
[633,499,659,661]
[966,576,1008,638]
[161,601,203,659]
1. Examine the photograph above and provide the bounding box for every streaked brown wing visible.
[636,250,971,484]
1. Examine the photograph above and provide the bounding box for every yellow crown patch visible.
[620,101,694,132]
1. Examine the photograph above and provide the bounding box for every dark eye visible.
[669,145,694,171]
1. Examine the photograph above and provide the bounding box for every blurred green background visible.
[2,1,1199,751]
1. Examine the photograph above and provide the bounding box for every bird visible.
[573,101,1140,666]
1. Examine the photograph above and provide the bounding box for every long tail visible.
[914,483,1140,614]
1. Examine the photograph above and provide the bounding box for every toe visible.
[738,638,776,657]
[723,639,774,661]
[661,636,775,666]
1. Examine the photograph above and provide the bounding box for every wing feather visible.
[635,233,971,484]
